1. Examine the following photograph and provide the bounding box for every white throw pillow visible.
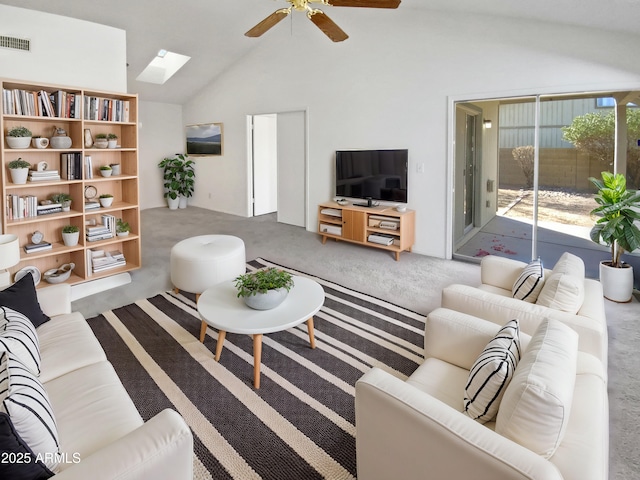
[0,306,41,376]
[463,319,521,424]
[536,252,585,313]
[0,350,60,472]
[512,258,545,303]
[495,318,578,458]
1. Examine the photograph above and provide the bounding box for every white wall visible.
[138,101,184,209]
[182,8,640,258]
[0,5,126,93]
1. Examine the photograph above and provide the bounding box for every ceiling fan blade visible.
[309,11,349,42]
[328,0,401,8]
[245,10,289,38]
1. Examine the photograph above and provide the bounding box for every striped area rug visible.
[87,258,426,479]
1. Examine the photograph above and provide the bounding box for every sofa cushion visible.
[0,306,41,376]
[37,313,107,384]
[0,273,50,328]
[536,252,585,314]
[463,319,521,423]
[496,318,578,458]
[407,357,469,410]
[0,412,54,480]
[0,351,60,473]
[512,258,545,303]
[44,361,143,465]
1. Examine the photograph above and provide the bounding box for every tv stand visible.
[317,201,415,261]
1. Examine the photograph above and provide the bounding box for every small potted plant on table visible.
[51,193,72,212]
[94,133,108,149]
[100,165,112,177]
[8,158,31,184]
[589,171,640,302]
[234,268,294,310]
[107,133,118,149]
[6,126,32,149]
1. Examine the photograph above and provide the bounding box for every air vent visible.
[0,36,30,52]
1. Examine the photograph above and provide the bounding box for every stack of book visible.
[23,241,53,254]
[5,194,38,219]
[37,203,62,216]
[85,201,100,211]
[90,250,126,273]
[60,153,83,180]
[29,169,61,182]
[86,224,113,242]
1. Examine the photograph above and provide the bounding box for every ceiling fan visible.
[245,0,401,43]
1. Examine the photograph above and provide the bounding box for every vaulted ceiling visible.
[2,0,639,104]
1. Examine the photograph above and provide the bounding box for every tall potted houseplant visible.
[589,171,640,302]
[158,153,194,210]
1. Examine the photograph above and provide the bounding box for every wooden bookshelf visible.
[1,79,140,287]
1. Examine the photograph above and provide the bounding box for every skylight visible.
[136,50,190,85]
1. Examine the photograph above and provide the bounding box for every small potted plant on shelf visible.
[8,158,31,184]
[94,133,108,149]
[589,171,640,302]
[51,193,72,212]
[234,268,294,310]
[61,225,80,247]
[107,133,118,149]
[6,126,32,149]
[116,218,130,236]
[99,165,112,177]
[99,194,114,208]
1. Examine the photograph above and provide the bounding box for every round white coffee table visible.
[197,276,325,388]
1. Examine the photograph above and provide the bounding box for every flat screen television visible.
[335,149,408,204]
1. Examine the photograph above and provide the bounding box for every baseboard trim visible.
[70,273,132,301]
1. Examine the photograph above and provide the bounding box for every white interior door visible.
[276,111,306,227]
[252,114,278,216]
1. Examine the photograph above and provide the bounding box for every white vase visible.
[108,140,117,148]
[62,231,79,247]
[84,129,93,148]
[179,195,188,209]
[99,197,114,207]
[9,167,29,185]
[167,196,180,210]
[599,261,634,303]
[6,136,31,149]
[244,288,288,310]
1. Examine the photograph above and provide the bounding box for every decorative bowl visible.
[43,263,75,284]
[6,136,31,149]
[243,288,288,310]
[50,136,72,149]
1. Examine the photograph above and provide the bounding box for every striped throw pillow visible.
[512,258,545,303]
[0,350,60,473]
[464,319,521,424]
[0,306,41,376]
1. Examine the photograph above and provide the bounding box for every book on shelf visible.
[60,153,83,180]
[24,241,53,253]
[28,172,61,182]
[5,194,38,219]
[85,201,101,210]
[85,156,93,179]
[91,249,126,273]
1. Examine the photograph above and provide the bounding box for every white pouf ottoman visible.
[170,235,246,298]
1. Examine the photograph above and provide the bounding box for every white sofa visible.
[34,284,194,479]
[441,254,608,365]
[355,307,609,480]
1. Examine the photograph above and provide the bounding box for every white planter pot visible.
[167,196,180,210]
[62,231,79,247]
[108,140,117,148]
[179,195,188,209]
[6,136,31,149]
[599,261,634,303]
[243,288,289,310]
[100,169,112,177]
[9,167,29,185]
[99,197,114,207]
[117,231,129,237]
[94,139,108,149]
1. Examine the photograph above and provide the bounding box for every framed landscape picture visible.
[186,122,223,156]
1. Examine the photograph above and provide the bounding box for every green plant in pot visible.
[51,193,72,211]
[589,171,640,302]
[116,218,131,236]
[99,165,112,177]
[234,268,294,310]
[158,153,195,210]
[99,193,114,208]
[94,133,108,149]
[107,133,118,148]
[6,126,32,149]
[8,158,31,184]
[61,224,80,247]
